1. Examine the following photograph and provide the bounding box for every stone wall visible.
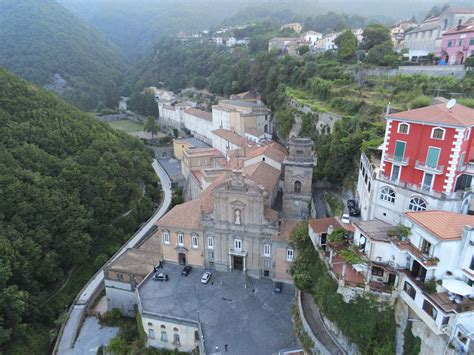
[398,65,467,79]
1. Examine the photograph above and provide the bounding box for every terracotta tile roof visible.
[308,217,353,234]
[184,108,212,122]
[243,162,280,195]
[157,198,205,230]
[388,103,474,127]
[245,142,287,163]
[212,129,248,147]
[264,207,279,221]
[245,128,265,137]
[184,147,221,158]
[273,219,300,241]
[445,20,474,34]
[405,211,474,240]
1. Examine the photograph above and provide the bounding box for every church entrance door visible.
[233,256,243,270]
[178,253,186,265]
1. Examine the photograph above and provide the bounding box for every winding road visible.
[56,159,172,354]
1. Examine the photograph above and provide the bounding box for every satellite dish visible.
[447,98,456,110]
[360,236,366,245]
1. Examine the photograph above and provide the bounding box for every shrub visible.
[424,279,437,294]
[328,229,346,243]
[410,96,431,109]
[101,309,123,326]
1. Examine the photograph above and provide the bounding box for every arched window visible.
[408,197,427,211]
[160,325,166,329]
[207,236,214,249]
[173,327,179,332]
[380,187,396,204]
[294,181,302,193]
[191,234,199,248]
[431,127,445,140]
[148,322,153,327]
[398,123,410,134]
[177,232,184,246]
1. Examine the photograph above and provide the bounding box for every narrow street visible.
[56,159,172,354]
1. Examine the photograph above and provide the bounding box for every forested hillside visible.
[0,0,128,110]
[0,67,160,353]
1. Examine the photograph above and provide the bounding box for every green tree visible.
[360,24,391,50]
[144,116,159,139]
[298,45,310,56]
[335,30,358,61]
[365,41,400,66]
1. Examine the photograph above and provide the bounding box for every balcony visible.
[377,173,469,200]
[460,161,474,175]
[384,153,410,166]
[415,160,444,174]
[391,239,438,268]
[228,248,246,257]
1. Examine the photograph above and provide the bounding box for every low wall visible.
[398,65,466,79]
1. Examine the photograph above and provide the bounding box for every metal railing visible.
[384,153,410,166]
[415,160,444,174]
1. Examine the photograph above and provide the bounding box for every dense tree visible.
[0,0,128,110]
[424,3,450,20]
[144,117,160,139]
[335,30,358,61]
[128,91,159,117]
[360,24,391,50]
[0,68,160,352]
[365,41,400,66]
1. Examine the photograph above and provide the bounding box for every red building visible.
[381,103,474,195]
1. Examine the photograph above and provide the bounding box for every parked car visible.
[181,265,192,276]
[347,199,361,216]
[200,271,212,284]
[153,273,168,282]
[274,282,283,294]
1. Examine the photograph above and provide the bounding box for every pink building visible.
[437,20,474,65]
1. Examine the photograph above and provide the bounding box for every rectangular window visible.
[173,334,180,345]
[459,152,465,171]
[207,237,214,249]
[421,239,432,255]
[117,273,124,281]
[161,331,168,342]
[403,281,416,299]
[264,259,271,269]
[422,300,438,320]
[368,181,371,192]
[470,38,474,46]
[192,235,199,248]
[234,239,242,251]
[458,40,463,46]
[263,244,271,256]
[426,147,440,168]
[469,255,474,270]
[447,40,452,47]
[398,123,409,134]
[148,329,156,339]
[391,165,401,182]
[287,249,294,262]
[178,233,184,246]
[422,172,434,190]
[394,141,406,161]
[163,231,170,245]
[372,266,384,277]
[208,251,214,260]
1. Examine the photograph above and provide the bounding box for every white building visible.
[226,36,236,47]
[301,31,323,45]
[159,102,195,128]
[182,108,213,145]
[315,32,341,51]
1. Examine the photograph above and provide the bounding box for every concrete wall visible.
[105,282,137,317]
[398,65,466,79]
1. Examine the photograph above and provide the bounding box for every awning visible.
[442,279,474,296]
[353,263,368,273]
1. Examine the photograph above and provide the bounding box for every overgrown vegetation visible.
[0,0,128,110]
[403,322,421,355]
[0,68,161,353]
[290,222,397,354]
[291,304,314,353]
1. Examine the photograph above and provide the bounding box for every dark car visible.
[347,199,357,209]
[274,282,283,294]
[181,265,192,276]
[153,273,168,282]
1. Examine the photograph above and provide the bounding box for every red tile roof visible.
[406,211,474,240]
[245,142,287,163]
[444,20,474,35]
[308,217,352,234]
[184,108,212,122]
[212,129,248,147]
[243,162,281,195]
[388,103,474,127]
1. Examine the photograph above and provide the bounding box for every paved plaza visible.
[138,263,297,355]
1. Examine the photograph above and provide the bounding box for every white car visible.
[200,271,212,284]
[341,213,350,224]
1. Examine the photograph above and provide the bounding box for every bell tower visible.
[282,138,316,219]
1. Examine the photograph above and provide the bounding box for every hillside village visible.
[87,6,474,355]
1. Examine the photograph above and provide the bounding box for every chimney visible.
[386,102,391,115]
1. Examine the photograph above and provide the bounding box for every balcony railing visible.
[229,248,246,256]
[415,160,444,174]
[460,162,474,175]
[384,154,410,166]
